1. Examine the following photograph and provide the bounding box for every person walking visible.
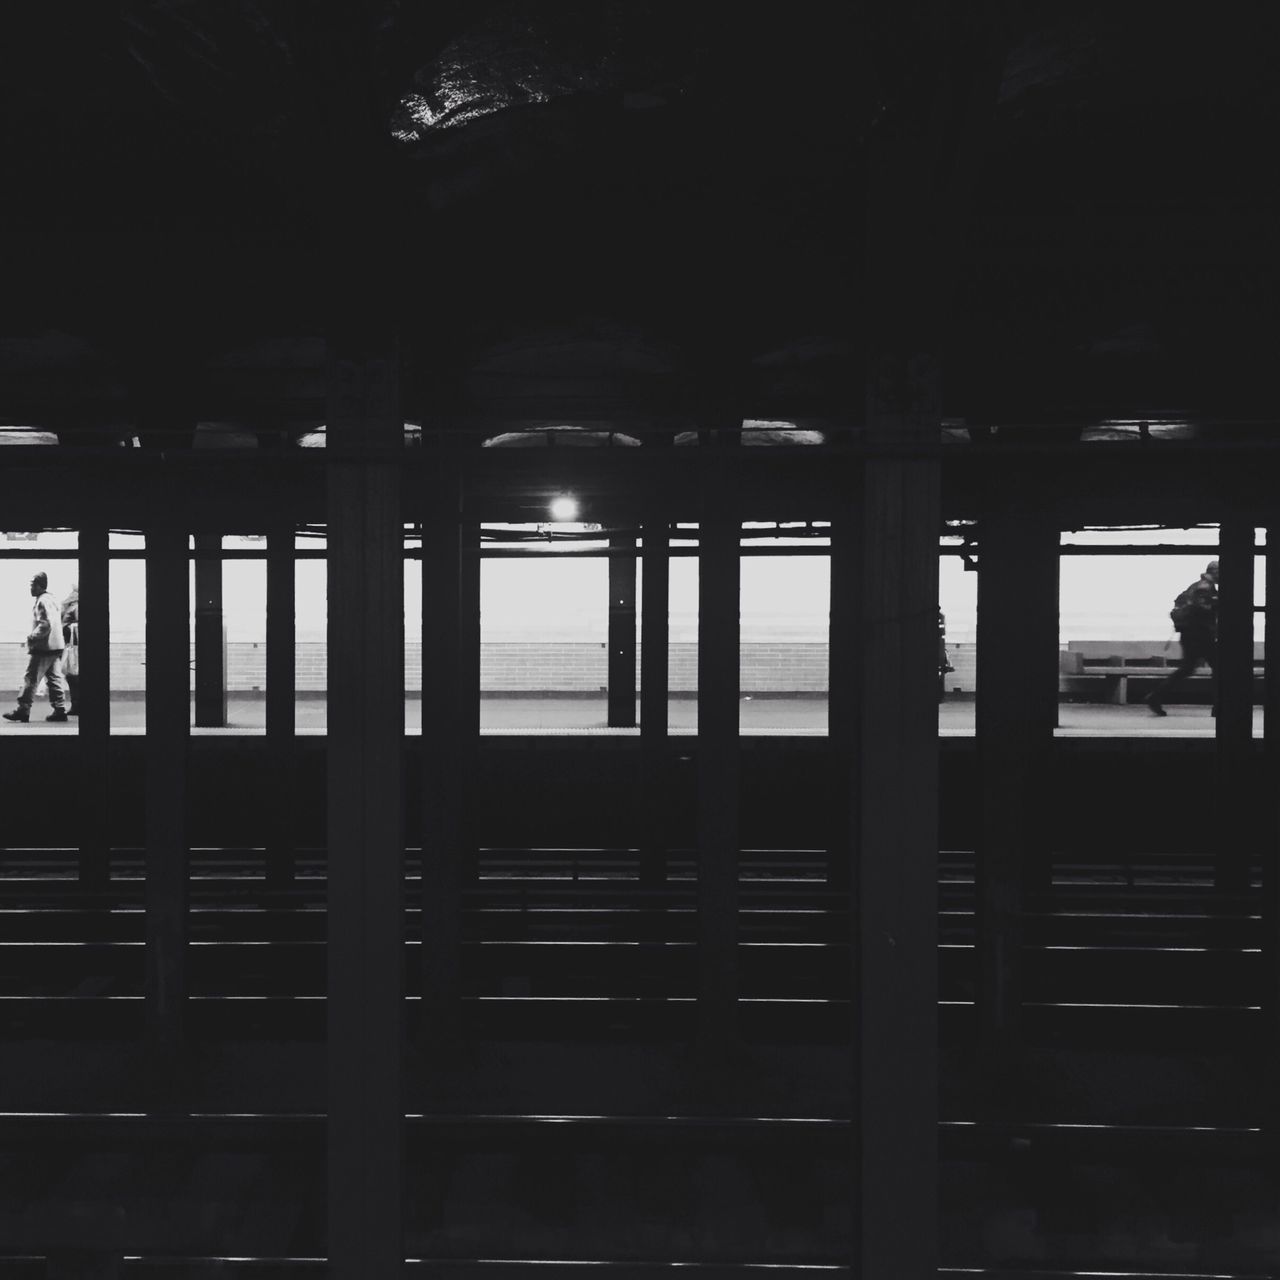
[1145,559,1218,716]
[3,572,70,723]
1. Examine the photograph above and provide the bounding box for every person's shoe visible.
[66,706,79,716]
[1145,693,1167,717]
[2,709,29,723]
[46,709,68,723]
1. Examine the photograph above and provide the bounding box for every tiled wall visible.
[4,636,1245,698]
[0,641,831,694]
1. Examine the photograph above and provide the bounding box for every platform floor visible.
[0,695,1263,737]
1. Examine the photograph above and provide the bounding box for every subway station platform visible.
[0,694,1262,738]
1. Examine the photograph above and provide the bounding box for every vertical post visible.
[145,519,189,1052]
[607,532,638,727]
[326,349,404,1278]
[458,516,482,886]
[266,524,296,888]
[421,466,464,1045]
[696,474,739,1046]
[77,522,111,891]
[826,483,857,895]
[852,8,1003,1273]
[852,368,941,1279]
[1216,519,1254,892]
[974,505,1059,1046]
[1264,526,1280,1147]
[193,534,226,728]
[639,511,670,888]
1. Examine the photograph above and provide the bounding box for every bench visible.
[1060,653,1262,705]
[1076,663,1198,705]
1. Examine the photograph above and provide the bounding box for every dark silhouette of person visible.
[1145,559,1218,716]
[938,608,953,703]
[61,582,80,716]
[3,571,70,723]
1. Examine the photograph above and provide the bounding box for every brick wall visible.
[0,640,830,694]
[4,634,1248,698]
[479,642,829,692]
[0,641,157,694]
[943,642,977,694]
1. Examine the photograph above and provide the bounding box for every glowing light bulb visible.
[549,496,579,522]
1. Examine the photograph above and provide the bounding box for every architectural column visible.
[1215,519,1255,892]
[848,362,942,1279]
[325,349,404,1278]
[77,521,111,891]
[639,510,670,888]
[826,480,857,896]
[848,5,1003,1264]
[1263,525,1280,1146]
[607,532,638,728]
[458,516,482,887]
[421,466,465,1044]
[696,471,739,1046]
[144,518,189,1051]
[265,524,296,888]
[975,503,1060,1046]
[192,534,226,727]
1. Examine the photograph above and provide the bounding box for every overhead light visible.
[549,495,580,522]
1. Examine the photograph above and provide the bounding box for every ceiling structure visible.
[1,2,1277,442]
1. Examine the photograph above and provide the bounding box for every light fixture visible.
[549,495,580,522]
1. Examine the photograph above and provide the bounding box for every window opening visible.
[0,532,79,732]
[741,524,829,737]
[1057,526,1261,739]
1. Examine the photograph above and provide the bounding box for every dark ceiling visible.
[1,2,1277,430]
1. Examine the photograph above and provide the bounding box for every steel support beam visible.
[1215,519,1254,892]
[975,506,1059,1047]
[421,467,465,1044]
[696,477,739,1046]
[459,517,482,887]
[76,521,111,891]
[607,533,638,727]
[325,351,404,1278]
[265,524,296,888]
[192,534,226,728]
[848,426,941,1280]
[144,520,189,1052]
[827,485,856,897]
[1264,525,1280,1151]
[639,513,671,888]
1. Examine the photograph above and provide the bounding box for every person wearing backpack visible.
[1145,559,1218,716]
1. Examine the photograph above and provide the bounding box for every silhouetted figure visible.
[3,571,70,723]
[61,582,80,716]
[1145,559,1218,716]
[938,608,953,703]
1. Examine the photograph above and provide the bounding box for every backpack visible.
[1170,583,1206,630]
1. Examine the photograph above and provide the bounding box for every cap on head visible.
[29,572,47,593]
[1206,559,1219,578]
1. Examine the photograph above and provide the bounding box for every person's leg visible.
[66,671,80,714]
[1201,635,1218,716]
[16,652,43,710]
[1147,635,1201,713]
[7,653,47,721]
[46,655,69,712]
